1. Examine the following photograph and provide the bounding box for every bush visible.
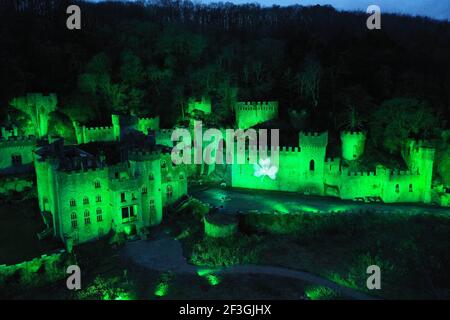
[190,235,262,267]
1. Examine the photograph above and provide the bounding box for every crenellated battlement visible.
[347,171,376,177]
[0,135,36,146]
[59,166,107,176]
[299,131,328,148]
[341,131,366,137]
[84,126,113,132]
[390,169,419,177]
[235,101,278,111]
[128,149,161,160]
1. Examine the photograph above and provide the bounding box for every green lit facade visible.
[0,96,445,247]
[231,131,435,204]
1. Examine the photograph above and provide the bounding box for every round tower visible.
[340,131,366,161]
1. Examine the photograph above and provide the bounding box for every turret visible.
[340,131,366,161]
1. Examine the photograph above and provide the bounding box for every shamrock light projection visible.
[253,158,278,180]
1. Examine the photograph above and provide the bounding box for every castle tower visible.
[111,114,120,141]
[405,141,435,203]
[298,131,328,195]
[340,131,366,161]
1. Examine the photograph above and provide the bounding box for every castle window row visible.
[395,184,414,193]
[70,195,103,207]
[71,209,104,229]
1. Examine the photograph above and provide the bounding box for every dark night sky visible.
[91,0,450,21]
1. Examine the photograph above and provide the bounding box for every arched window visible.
[409,184,413,192]
[166,185,173,198]
[94,181,101,189]
[309,159,315,171]
[395,184,400,193]
[70,199,76,207]
[96,195,102,203]
[149,173,154,181]
[161,161,167,169]
[179,173,184,180]
[149,199,155,211]
[83,196,89,205]
[142,186,148,194]
[70,212,77,229]
[96,208,103,222]
[84,210,91,225]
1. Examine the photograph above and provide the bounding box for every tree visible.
[370,98,439,154]
[297,56,322,109]
[10,93,57,137]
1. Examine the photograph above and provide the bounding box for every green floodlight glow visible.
[154,282,169,297]
[114,292,132,300]
[197,269,221,286]
[124,225,132,235]
[253,158,278,180]
[206,274,220,286]
[304,285,337,300]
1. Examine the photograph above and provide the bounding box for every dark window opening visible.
[84,210,91,225]
[309,159,315,171]
[121,206,136,223]
[12,154,22,166]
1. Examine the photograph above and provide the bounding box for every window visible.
[121,192,126,203]
[166,185,173,199]
[11,154,22,166]
[84,210,91,225]
[121,206,136,223]
[179,174,184,180]
[96,195,102,203]
[142,186,148,194]
[96,208,103,222]
[309,159,315,171]
[395,184,400,193]
[83,196,89,205]
[132,193,137,200]
[161,161,167,169]
[94,181,101,189]
[71,212,77,229]
[149,199,155,211]
[149,174,154,181]
[409,184,413,192]
[70,199,76,207]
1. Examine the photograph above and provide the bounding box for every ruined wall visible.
[0,136,36,173]
[235,101,278,129]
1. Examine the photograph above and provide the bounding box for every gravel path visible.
[122,238,377,300]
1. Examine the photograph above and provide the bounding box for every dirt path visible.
[122,238,377,300]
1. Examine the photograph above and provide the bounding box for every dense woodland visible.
[0,0,449,181]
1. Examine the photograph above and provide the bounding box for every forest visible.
[0,0,449,181]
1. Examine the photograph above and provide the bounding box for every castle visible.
[34,136,187,246]
[230,132,435,204]
[0,96,446,246]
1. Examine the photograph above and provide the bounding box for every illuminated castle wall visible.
[231,131,435,204]
[34,140,187,245]
[235,101,278,129]
[73,114,159,144]
[0,135,36,174]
